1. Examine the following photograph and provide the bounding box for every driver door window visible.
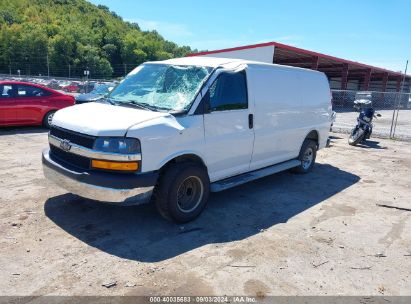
[209,72,248,111]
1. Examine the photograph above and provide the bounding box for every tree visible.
[0,0,193,78]
[77,44,113,78]
[49,34,75,76]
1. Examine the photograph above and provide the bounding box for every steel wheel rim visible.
[176,176,204,213]
[47,113,54,125]
[302,147,314,170]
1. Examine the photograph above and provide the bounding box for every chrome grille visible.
[50,126,95,149]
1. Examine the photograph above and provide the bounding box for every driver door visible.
[202,70,255,182]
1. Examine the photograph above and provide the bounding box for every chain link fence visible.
[331,90,411,141]
[2,67,410,141]
[0,62,139,80]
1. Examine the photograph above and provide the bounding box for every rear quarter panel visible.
[247,64,331,170]
[43,94,75,124]
[299,71,331,149]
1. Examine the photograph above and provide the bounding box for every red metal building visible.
[189,42,410,93]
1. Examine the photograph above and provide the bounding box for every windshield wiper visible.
[117,100,161,112]
[99,97,117,105]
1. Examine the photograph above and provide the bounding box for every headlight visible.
[93,137,141,154]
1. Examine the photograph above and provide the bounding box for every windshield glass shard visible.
[108,64,212,112]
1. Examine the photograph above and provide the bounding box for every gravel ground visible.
[0,128,410,296]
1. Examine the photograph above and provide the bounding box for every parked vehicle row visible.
[0,76,118,94]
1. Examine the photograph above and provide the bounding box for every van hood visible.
[52,102,171,136]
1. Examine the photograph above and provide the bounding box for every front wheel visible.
[348,127,364,146]
[42,111,56,129]
[154,162,210,222]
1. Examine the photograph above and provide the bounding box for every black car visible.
[77,82,95,94]
[75,83,115,104]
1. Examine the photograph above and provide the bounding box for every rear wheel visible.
[154,162,210,222]
[42,111,56,129]
[292,139,317,174]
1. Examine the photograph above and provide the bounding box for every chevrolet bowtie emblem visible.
[59,139,72,152]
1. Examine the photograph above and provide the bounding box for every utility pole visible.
[390,60,408,138]
[84,69,90,92]
[68,64,71,79]
[46,53,50,78]
[25,55,29,76]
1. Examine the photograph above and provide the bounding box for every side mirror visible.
[377,113,382,117]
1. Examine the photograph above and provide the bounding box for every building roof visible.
[161,56,320,72]
[189,41,409,80]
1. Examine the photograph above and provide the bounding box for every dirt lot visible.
[0,128,410,296]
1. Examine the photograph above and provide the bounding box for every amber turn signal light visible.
[91,160,138,171]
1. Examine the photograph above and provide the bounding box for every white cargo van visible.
[42,57,332,222]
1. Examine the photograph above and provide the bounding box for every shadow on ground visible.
[44,163,359,262]
[326,135,344,147]
[329,135,343,140]
[0,126,48,136]
[355,140,387,150]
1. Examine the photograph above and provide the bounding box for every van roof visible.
[159,56,244,68]
[155,56,323,74]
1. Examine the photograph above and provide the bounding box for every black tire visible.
[42,111,56,129]
[292,139,317,174]
[348,127,364,146]
[154,162,210,222]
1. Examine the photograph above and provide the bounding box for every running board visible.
[210,159,301,192]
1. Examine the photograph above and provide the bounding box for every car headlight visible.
[93,137,141,154]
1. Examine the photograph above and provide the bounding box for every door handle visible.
[248,114,254,129]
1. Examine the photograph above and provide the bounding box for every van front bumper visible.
[42,149,158,205]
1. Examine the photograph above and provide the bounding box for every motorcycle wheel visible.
[348,128,365,146]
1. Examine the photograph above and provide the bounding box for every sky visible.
[90,0,410,72]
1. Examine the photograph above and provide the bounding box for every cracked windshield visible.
[109,64,212,112]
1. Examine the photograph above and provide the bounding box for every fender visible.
[156,150,208,171]
[302,129,320,147]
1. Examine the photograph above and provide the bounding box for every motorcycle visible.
[348,97,381,146]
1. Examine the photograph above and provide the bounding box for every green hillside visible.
[0,0,194,78]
